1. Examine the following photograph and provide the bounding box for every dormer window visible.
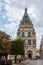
[24,21,28,24]
[25,16,27,18]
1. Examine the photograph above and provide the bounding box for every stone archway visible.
[28,50,32,59]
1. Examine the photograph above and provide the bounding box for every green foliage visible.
[0,34,11,54]
[0,41,11,54]
[11,38,25,56]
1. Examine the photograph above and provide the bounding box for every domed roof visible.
[20,8,33,26]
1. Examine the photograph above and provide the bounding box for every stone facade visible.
[17,8,36,59]
[40,35,43,58]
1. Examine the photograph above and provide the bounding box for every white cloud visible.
[3,22,18,38]
[35,27,43,48]
[0,2,2,12]
[4,0,11,4]
[4,22,18,31]
[2,15,6,19]
[0,0,43,49]
[28,5,39,21]
[5,4,11,11]
[5,4,23,22]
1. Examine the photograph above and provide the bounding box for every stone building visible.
[40,35,43,58]
[17,8,36,59]
[0,31,11,60]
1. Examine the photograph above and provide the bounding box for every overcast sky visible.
[0,0,43,49]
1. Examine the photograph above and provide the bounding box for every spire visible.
[25,8,27,13]
[20,8,33,26]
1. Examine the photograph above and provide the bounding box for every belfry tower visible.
[17,8,36,59]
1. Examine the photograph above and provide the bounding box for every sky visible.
[0,0,43,49]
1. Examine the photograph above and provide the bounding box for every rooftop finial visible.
[25,8,27,13]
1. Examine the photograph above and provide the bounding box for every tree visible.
[0,31,11,60]
[0,35,11,53]
[10,38,25,63]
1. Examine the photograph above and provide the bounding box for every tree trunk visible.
[15,55,17,63]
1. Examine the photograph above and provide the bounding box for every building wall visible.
[17,24,36,59]
[17,8,36,59]
[40,36,43,58]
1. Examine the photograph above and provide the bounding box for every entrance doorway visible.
[28,50,32,59]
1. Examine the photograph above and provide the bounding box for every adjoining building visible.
[36,49,40,59]
[17,8,36,59]
[0,31,11,60]
[40,35,43,59]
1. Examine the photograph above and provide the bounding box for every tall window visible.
[33,40,36,45]
[32,32,35,36]
[20,32,22,36]
[28,40,31,45]
[28,32,31,37]
[22,32,24,37]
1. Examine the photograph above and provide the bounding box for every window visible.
[25,21,27,23]
[33,40,36,45]
[20,32,22,36]
[28,40,31,45]
[22,32,24,37]
[32,32,35,36]
[31,32,33,36]
[28,32,31,37]
[24,21,27,24]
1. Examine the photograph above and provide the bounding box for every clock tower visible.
[17,8,36,59]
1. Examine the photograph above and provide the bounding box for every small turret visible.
[25,8,27,13]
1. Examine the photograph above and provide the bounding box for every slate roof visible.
[20,8,33,26]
